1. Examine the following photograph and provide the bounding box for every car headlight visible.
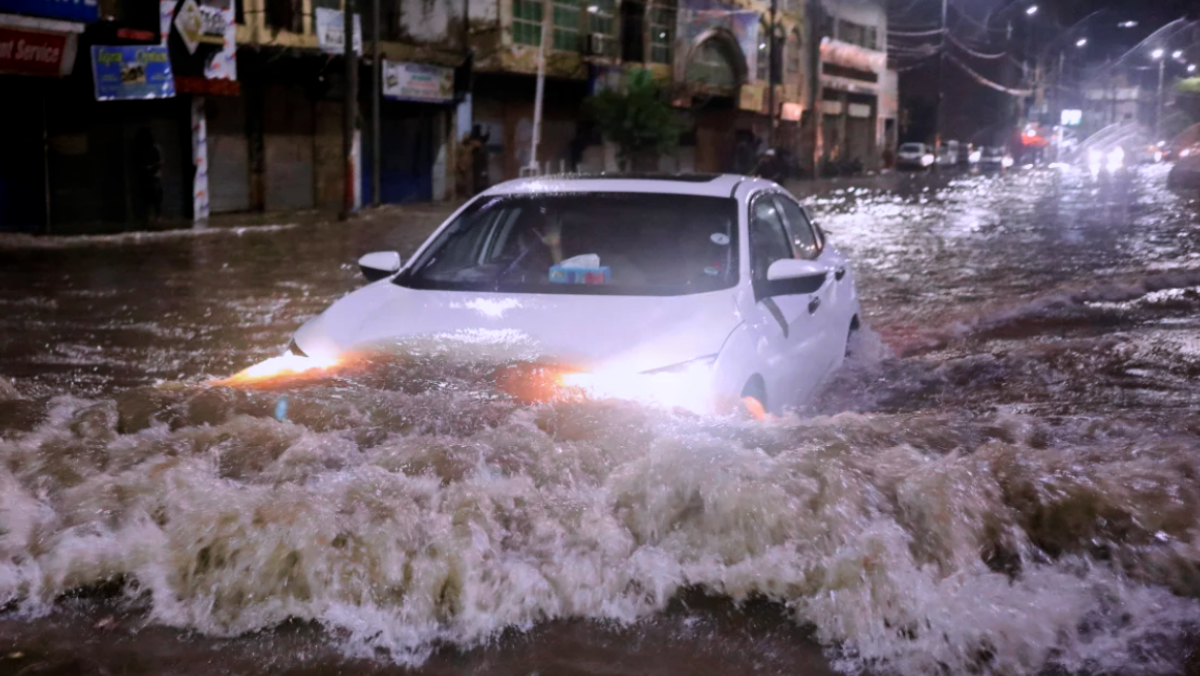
[921,154,935,166]
[560,354,718,412]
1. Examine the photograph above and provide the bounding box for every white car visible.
[271,174,861,414]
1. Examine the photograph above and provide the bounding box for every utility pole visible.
[372,0,381,207]
[807,0,823,178]
[767,0,777,146]
[342,0,359,220]
[934,0,947,160]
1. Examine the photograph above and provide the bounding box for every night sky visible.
[891,0,1198,144]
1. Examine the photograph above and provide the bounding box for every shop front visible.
[816,38,884,171]
[0,13,84,231]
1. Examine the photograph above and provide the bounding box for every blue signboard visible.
[0,0,100,23]
[91,46,176,101]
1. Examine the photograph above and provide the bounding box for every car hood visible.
[293,281,744,373]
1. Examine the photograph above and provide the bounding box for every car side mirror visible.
[358,251,402,281]
[759,259,827,298]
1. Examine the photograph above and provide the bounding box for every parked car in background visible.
[979,146,1013,172]
[897,143,934,170]
[960,143,982,168]
[936,140,960,168]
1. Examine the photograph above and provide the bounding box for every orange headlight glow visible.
[212,354,339,386]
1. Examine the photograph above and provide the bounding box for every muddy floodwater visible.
[1,167,1200,675]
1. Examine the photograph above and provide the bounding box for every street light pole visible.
[342,0,359,220]
[372,0,380,207]
[767,0,777,147]
[1156,56,1165,141]
[527,0,549,174]
[934,0,946,159]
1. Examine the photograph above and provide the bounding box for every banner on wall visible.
[160,0,236,81]
[315,7,361,55]
[383,60,454,103]
[91,45,175,100]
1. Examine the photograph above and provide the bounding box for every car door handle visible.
[808,297,821,314]
[835,267,846,281]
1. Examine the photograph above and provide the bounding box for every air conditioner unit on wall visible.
[586,33,608,56]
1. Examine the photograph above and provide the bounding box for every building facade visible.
[1,0,900,232]
[463,0,811,178]
[811,0,893,172]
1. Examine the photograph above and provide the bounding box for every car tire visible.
[741,375,768,413]
[845,316,861,359]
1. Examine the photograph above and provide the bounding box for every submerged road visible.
[1,166,1199,675]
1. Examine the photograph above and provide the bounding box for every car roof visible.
[479,173,763,199]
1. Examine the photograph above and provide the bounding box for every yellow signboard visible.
[739,82,764,112]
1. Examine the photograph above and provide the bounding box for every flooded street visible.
[2,167,1200,675]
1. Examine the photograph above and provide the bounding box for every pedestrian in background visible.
[469,124,490,196]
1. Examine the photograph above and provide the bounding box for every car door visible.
[771,195,844,370]
[746,192,830,408]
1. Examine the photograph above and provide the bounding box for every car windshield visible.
[397,192,739,297]
[899,143,924,153]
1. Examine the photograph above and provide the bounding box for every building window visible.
[553,0,581,51]
[838,20,864,48]
[620,0,644,62]
[588,0,616,57]
[513,0,543,46]
[866,26,877,50]
[265,0,302,33]
[649,0,675,64]
[756,18,769,82]
[788,28,802,80]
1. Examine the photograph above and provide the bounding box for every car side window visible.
[749,195,795,281]
[773,196,821,260]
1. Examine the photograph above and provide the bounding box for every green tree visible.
[585,69,683,171]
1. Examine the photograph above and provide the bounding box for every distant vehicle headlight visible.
[969,150,982,163]
[921,154,935,166]
[1001,156,1014,168]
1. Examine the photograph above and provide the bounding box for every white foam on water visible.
[1,376,1198,674]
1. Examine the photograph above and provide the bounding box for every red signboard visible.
[175,75,241,97]
[0,27,70,77]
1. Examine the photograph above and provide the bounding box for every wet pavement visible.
[1,166,1200,675]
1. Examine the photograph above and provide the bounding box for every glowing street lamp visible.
[1190,64,1198,73]
[1025,5,1038,15]
[1076,38,1087,47]
[1173,50,1183,59]
[1118,21,1137,28]
[1152,49,1164,59]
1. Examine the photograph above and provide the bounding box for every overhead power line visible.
[945,32,1007,59]
[889,27,946,38]
[946,52,1033,96]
